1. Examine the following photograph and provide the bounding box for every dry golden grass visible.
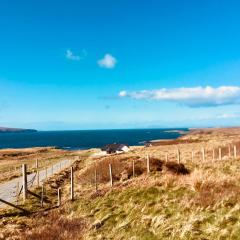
[79,154,189,186]
[1,127,240,240]
[0,147,78,183]
[20,211,86,240]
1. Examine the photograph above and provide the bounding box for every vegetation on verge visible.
[1,129,240,239]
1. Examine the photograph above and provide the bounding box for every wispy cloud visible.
[119,86,240,107]
[216,112,240,119]
[66,49,87,61]
[98,54,117,69]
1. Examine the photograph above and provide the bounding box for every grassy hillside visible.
[1,128,240,239]
[0,147,78,183]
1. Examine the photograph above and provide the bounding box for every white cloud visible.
[119,90,127,97]
[216,112,240,119]
[119,86,240,107]
[98,54,117,69]
[66,49,87,61]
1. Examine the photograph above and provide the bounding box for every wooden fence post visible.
[165,153,168,162]
[109,164,113,187]
[22,164,27,202]
[70,167,74,200]
[57,188,61,207]
[146,155,150,174]
[234,145,237,159]
[177,149,180,164]
[228,145,231,158]
[35,159,39,168]
[219,148,222,160]
[16,182,20,203]
[191,151,194,162]
[94,169,98,192]
[202,147,205,162]
[41,183,44,207]
[132,159,135,177]
[36,170,39,187]
[45,167,47,179]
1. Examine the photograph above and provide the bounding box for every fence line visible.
[22,164,27,202]
[33,145,240,210]
[42,143,240,209]
[70,167,74,201]
[94,169,98,192]
[109,164,113,187]
[1,144,238,213]
[0,159,74,211]
[146,155,150,174]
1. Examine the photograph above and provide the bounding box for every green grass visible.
[0,152,77,184]
[1,152,240,240]
[70,184,240,240]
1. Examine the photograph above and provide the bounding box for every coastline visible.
[0,128,184,150]
[163,129,189,135]
[147,128,190,145]
[1,126,240,239]
[0,127,37,133]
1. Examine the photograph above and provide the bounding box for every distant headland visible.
[0,127,37,133]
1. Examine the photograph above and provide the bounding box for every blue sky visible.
[1,0,240,130]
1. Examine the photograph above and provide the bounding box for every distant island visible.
[0,127,37,133]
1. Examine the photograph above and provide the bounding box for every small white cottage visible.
[101,143,130,154]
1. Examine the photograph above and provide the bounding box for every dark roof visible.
[101,143,129,152]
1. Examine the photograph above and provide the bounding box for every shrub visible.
[79,155,189,185]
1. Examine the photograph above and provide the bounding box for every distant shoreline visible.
[0,127,37,133]
[0,128,183,149]
[163,129,189,135]
[148,129,189,143]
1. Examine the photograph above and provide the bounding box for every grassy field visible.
[1,128,240,239]
[0,147,79,183]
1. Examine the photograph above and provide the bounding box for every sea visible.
[0,128,188,150]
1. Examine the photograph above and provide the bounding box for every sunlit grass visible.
[1,137,240,239]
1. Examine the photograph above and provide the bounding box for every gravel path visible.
[0,159,72,208]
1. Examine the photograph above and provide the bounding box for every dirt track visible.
[0,159,72,208]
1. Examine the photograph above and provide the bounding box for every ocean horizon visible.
[0,128,188,150]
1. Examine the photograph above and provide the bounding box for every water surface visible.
[0,128,188,149]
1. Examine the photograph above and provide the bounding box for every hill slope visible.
[1,127,240,239]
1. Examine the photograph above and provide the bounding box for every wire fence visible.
[1,142,239,213]
[0,159,75,210]
[0,158,67,184]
